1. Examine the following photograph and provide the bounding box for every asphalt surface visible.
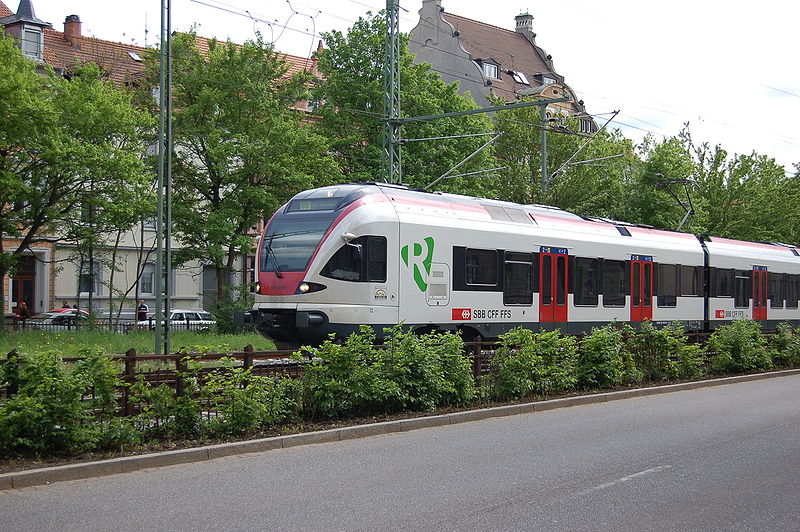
[2,374,799,531]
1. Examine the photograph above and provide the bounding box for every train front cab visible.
[252,185,401,345]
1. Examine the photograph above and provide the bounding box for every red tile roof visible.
[191,34,319,77]
[44,30,148,83]
[0,1,13,18]
[1,0,315,85]
[442,12,555,103]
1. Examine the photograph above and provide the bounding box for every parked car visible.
[24,308,91,330]
[136,309,216,331]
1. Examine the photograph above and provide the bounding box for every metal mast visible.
[382,0,401,183]
[155,0,172,356]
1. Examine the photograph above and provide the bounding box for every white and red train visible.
[251,183,800,345]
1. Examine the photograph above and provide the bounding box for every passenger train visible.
[251,183,800,346]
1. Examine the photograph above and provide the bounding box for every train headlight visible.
[253,281,261,294]
[296,281,327,294]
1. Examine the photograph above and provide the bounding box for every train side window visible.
[680,265,700,296]
[786,274,799,309]
[657,264,677,307]
[712,268,733,297]
[465,248,498,286]
[320,236,386,282]
[503,252,533,306]
[734,270,750,308]
[769,273,783,309]
[366,236,387,282]
[602,259,626,307]
[574,257,599,306]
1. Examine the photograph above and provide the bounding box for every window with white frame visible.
[140,262,156,295]
[511,71,529,84]
[483,62,499,80]
[78,260,102,295]
[22,27,43,60]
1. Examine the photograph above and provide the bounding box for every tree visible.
[314,12,497,196]
[621,134,695,230]
[138,32,340,303]
[690,139,799,244]
[491,103,634,218]
[0,33,151,315]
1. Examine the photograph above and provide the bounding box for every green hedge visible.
[1,320,797,458]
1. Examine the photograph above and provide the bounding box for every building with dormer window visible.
[409,0,596,132]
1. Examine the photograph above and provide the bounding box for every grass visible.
[0,329,277,357]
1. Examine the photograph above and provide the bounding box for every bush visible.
[382,325,475,410]
[299,326,398,419]
[299,325,475,418]
[204,358,298,434]
[577,325,630,390]
[211,284,255,334]
[626,321,679,382]
[0,351,93,456]
[130,355,203,439]
[709,319,772,374]
[487,328,577,400]
[770,322,800,368]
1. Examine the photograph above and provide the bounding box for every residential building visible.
[1,0,311,317]
[409,0,595,132]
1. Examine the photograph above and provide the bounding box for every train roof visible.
[289,183,799,257]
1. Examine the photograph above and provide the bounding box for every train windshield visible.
[260,214,335,274]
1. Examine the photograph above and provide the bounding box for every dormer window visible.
[482,62,499,80]
[511,71,529,84]
[22,26,43,60]
[542,76,556,85]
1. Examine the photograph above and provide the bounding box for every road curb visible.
[3,368,799,490]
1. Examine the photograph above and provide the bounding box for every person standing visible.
[137,300,149,321]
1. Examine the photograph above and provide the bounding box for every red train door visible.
[539,247,569,324]
[752,267,768,320]
[630,256,653,322]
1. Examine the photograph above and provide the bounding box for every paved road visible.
[2,375,799,531]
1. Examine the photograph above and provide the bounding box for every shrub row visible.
[1,320,798,457]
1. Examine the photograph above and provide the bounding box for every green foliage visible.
[675,341,707,380]
[130,356,203,439]
[210,284,255,334]
[769,322,800,368]
[137,31,339,301]
[300,325,475,418]
[626,322,678,381]
[0,350,134,456]
[204,358,298,434]
[491,103,634,218]
[623,135,694,230]
[299,326,397,418]
[0,329,276,357]
[314,13,496,195]
[486,328,577,400]
[708,319,772,374]
[0,32,152,311]
[577,325,628,389]
[626,322,707,381]
[382,325,475,410]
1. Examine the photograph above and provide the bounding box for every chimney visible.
[63,14,81,41]
[514,12,534,33]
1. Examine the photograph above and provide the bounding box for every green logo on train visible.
[401,237,435,292]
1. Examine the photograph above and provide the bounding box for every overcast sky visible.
[25,0,800,172]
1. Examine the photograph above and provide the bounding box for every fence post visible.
[473,336,483,380]
[123,348,137,416]
[175,354,187,397]
[5,350,19,398]
[243,344,254,370]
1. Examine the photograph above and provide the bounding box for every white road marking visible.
[577,465,673,496]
